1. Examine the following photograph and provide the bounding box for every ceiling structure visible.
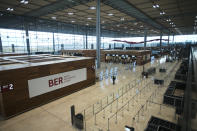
[0,0,196,37]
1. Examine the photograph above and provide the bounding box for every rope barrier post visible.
[127,101,130,111]
[107,118,110,131]
[115,112,117,124]
[84,110,86,131]
[101,100,102,110]
[116,99,118,112]
[93,104,94,115]
[94,114,97,125]
[132,117,135,126]
[107,96,109,105]
[159,104,161,114]
[110,103,112,113]
[103,108,105,119]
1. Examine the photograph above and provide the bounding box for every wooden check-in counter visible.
[0,55,95,118]
[61,49,151,65]
[0,53,27,57]
[102,50,151,65]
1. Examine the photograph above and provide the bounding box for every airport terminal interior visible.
[0,0,197,131]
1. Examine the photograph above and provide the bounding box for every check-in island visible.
[0,54,95,118]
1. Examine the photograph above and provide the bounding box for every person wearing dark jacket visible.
[112,75,116,85]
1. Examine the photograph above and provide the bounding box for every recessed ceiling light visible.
[68,12,74,15]
[0,13,3,16]
[108,13,113,16]
[160,11,165,15]
[137,30,140,32]
[89,6,96,10]
[124,26,127,29]
[20,0,28,4]
[71,20,75,23]
[130,29,133,30]
[86,23,89,26]
[117,25,120,27]
[166,19,171,22]
[140,25,143,27]
[51,16,56,20]
[87,17,92,20]
[121,17,125,21]
[7,7,14,12]
[153,4,159,8]
[102,21,105,23]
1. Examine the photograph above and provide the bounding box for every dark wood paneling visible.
[0,57,95,118]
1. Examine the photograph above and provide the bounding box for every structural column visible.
[160,32,163,53]
[96,0,101,68]
[25,24,30,55]
[86,30,88,49]
[144,30,147,50]
[53,33,55,53]
[167,34,170,46]
[0,36,3,52]
[172,34,175,44]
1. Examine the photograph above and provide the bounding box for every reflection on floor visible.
[0,56,181,131]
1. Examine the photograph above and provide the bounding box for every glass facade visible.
[0,28,26,53]
[0,28,197,53]
[29,31,53,52]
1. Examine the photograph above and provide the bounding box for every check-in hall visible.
[0,0,197,131]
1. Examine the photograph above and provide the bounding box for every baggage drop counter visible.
[0,55,95,118]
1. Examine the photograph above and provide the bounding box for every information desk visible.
[0,55,95,118]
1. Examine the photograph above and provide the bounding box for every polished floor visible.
[0,57,181,131]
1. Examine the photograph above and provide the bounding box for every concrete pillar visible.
[122,44,124,49]
[109,44,111,50]
[11,44,15,53]
[160,32,163,53]
[61,44,64,50]
[25,24,30,55]
[167,34,170,46]
[96,0,101,68]
[86,29,88,49]
[53,33,55,53]
[0,36,2,52]
[144,30,147,50]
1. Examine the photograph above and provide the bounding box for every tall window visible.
[0,28,26,53]
[29,31,53,52]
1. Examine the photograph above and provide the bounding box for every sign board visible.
[28,68,87,98]
[0,84,14,93]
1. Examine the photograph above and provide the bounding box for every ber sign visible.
[28,68,87,98]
